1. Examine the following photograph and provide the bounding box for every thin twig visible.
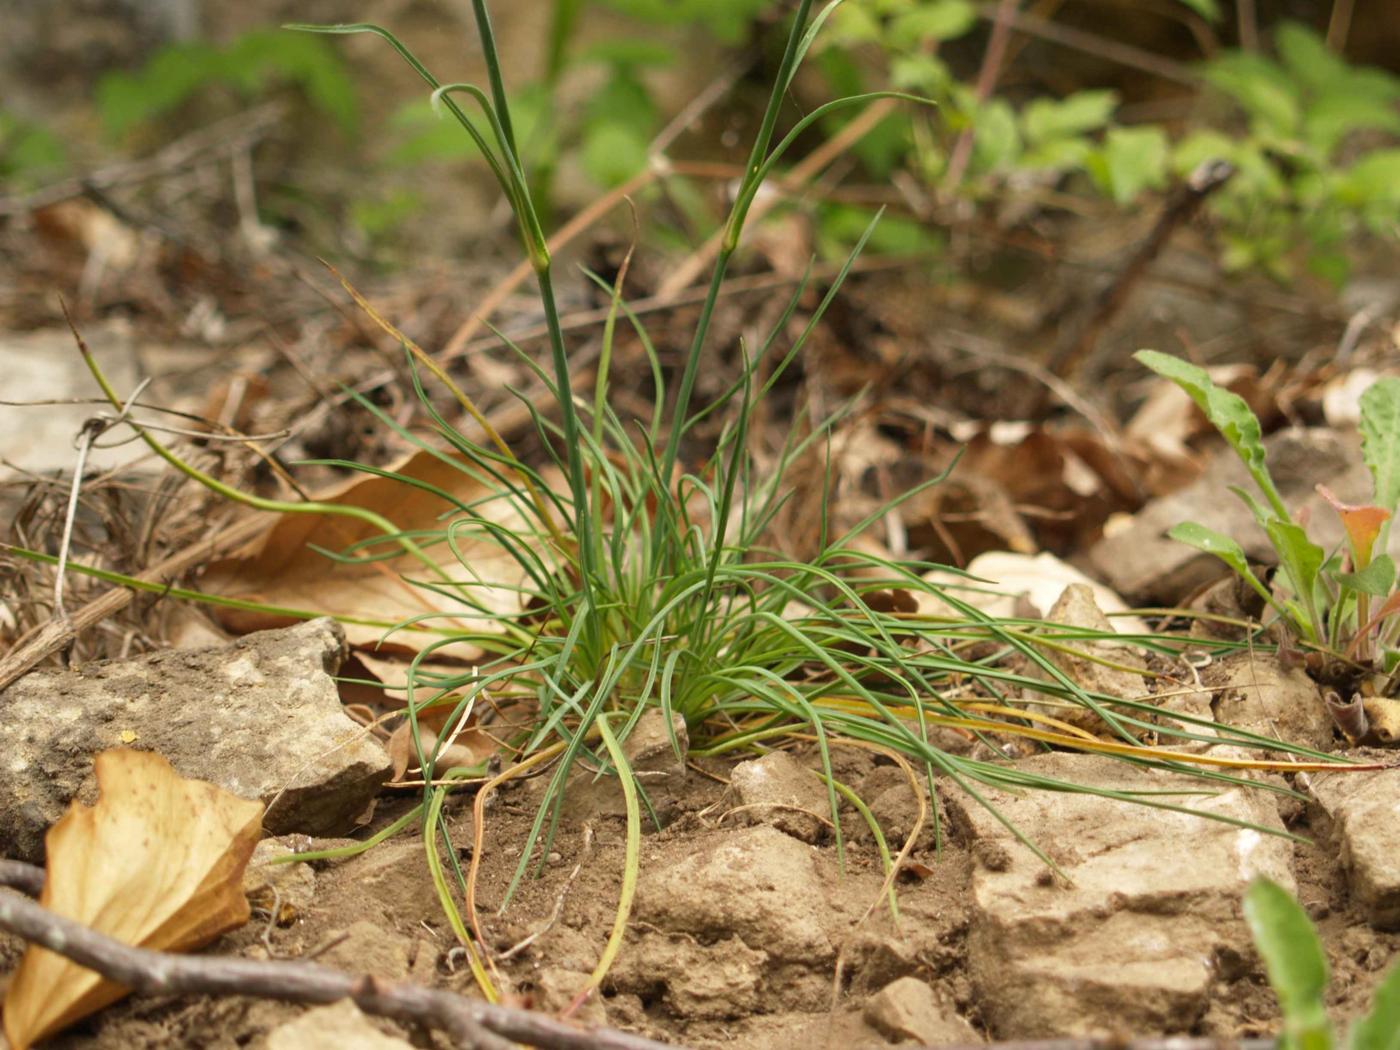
[1237,0,1260,52]
[53,379,152,620]
[1043,158,1235,384]
[943,0,1020,193]
[0,885,677,1050]
[0,104,284,217]
[1326,0,1355,52]
[0,860,45,896]
[975,3,1199,85]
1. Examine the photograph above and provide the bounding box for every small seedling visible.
[1137,350,1400,695]
[1245,877,1400,1050]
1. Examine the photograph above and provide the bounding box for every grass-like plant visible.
[35,1,1371,1008]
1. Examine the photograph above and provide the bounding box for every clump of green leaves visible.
[820,0,1171,200]
[1245,877,1400,1050]
[95,28,358,141]
[818,10,1399,280]
[1137,350,1400,688]
[0,109,67,188]
[1185,22,1400,283]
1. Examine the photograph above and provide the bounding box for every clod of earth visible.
[1204,650,1335,755]
[264,999,415,1050]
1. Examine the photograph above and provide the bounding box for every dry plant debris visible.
[199,448,536,658]
[3,748,263,1049]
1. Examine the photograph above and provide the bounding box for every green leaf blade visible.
[1348,957,1400,1050]
[1135,352,1280,515]
[1245,878,1334,1049]
[1360,377,1400,514]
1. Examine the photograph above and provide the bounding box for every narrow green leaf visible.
[1267,518,1326,640]
[1349,958,1400,1050]
[1245,878,1334,1050]
[1333,554,1396,598]
[1136,350,1288,520]
[1360,377,1400,514]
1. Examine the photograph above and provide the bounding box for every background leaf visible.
[1360,377,1400,513]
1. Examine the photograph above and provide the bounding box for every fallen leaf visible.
[386,718,494,782]
[200,449,547,658]
[3,749,264,1049]
[922,550,1149,634]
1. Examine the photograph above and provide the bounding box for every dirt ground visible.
[1,734,1389,1049]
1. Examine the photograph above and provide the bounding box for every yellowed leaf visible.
[3,749,264,1050]
[200,449,544,658]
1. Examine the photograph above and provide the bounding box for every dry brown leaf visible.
[386,717,495,782]
[3,749,263,1049]
[921,551,1148,633]
[200,449,544,658]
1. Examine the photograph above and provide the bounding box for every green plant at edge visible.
[1137,350,1400,690]
[1245,877,1400,1050]
[42,2,1372,1009]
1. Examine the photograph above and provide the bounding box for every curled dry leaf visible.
[200,449,541,659]
[386,716,495,783]
[3,748,264,1050]
[920,550,1149,634]
[343,653,500,782]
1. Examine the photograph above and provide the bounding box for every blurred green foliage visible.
[94,28,358,140]
[9,3,1396,287]
[817,5,1400,283]
[0,112,67,188]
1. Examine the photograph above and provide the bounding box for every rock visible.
[726,750,833,843]
[609,935,766,1020]
[921,551,1149,633]
[563,707,690,825]
[863,976,979,1044]
[635,825,835,965]
[1022,583,1149,734]
[243,838,317,927]
[624,707,689,780]
[840,930,920,995]
[1091,428,1373,605]
[1310,766,1400,929]
[946,753,1293,1038]
[265,1000,414,1050]
[0,619,390,862]
[1205,651,1334,754]
[532,966,608,1026]
[317,920,414,980]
